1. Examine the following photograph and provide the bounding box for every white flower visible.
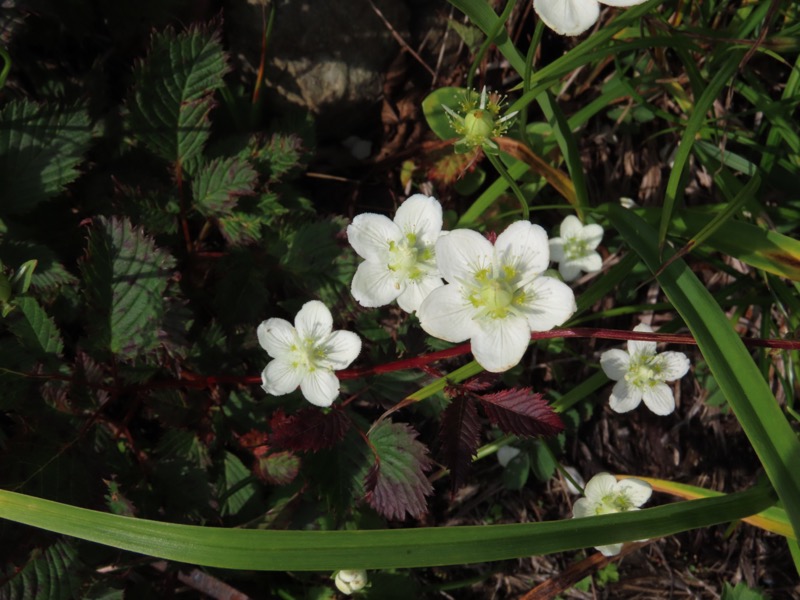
[572,472,652,556]
[334,570,368,595]
[533,0,648,37]
[548,215,604,282]
[417,221,576,373]
[347,194,445,313]
[258,301,361,407]
[496,445,521,467]
[600,323,691,415]
[562,466,585,495]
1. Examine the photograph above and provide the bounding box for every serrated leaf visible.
[0,100,92,213]
[80,217,175,359]
[8,296,63,356]
[219,451,260,517]
[251,132,307,182]
[255,450,300,486]
[478,387,564,438]
[0,539,85,600]
[438,395,481,490]
[192,156,257,217]
[0,240,78,295]
[364,421,433,521]
[126,26,227,165]
[269,407,350,453]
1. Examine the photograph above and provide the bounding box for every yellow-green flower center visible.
[388,233,434,282]
[564,236,590,261]
[290,338,328,372]
[468,266,526,319]
[624,356,664,389]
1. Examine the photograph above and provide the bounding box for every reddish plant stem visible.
[19,327,800,392]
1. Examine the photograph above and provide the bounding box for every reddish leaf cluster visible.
[439,384,564,490]
[269,407,350,452]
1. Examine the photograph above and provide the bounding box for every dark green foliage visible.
[80,217,175,359]
[0,100,92,214]
[126,26,227,166]
[192,157,258,217]
[0,540,85,600]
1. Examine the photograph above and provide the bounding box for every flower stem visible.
[485,151,530,220]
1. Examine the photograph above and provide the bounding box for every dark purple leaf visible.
[438,395,481,490]
[269,407,350,452]
[479,387,564,437]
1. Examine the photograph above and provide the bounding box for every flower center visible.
[468,267,525,320]
[387,233,434,282]
[464,109,495,143]
[597,492,634,515]
[624,356,663,389]
[290,337,327,372]
[564,236,590,261]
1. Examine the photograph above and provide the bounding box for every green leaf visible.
[721,582,769,600]
[0,100,92,214]
[126,26,227,165]
[422,87,462,142]
[220,452,259,517]
[0,539,85,600]
[80,217,176,359]
[8,296,63,356]
[192,157,257,217]
[0,484,775,570]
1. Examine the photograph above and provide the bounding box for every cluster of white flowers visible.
[533,0,649,37]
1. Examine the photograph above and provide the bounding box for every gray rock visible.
[228,0,410,139]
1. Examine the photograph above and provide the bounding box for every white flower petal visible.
[471,315,532,372]
[597,543,624,557]
[569,252,603,274]
[617,478,653,507]
[351,260,403,308]
[657,351,691,381]
[393,194,443,245]
[347,213,402,261]
[558,261,584,282]
[300,369,340,407]
[642,382,676,415]
[417,284,478,343]
[533,0,601,36]
[320,330,361,370]
[496,445,521,467]
[548,238,566,262]
[628,323,656,357]
[397,273,443,313]
[600,348,631,381]
[572,497,594,518]
[600,0,648,6]
[435,229,494,284]
[518,276,576,331]
[257,318,296,358]
[583,472,618,502]
[563,466,585,495]
[294,300,333,341]
[609,380,643,413]
[495,221,550,285]
[262,359,305,397]
[582,223,604,250]
[559,214,585,238]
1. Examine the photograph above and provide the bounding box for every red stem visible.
[20,327,800,391]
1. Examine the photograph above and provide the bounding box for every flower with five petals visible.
[600,323,691,415]
[417,221,576,372]
[533,0,648,37]
[572,472,653,556]
[548,215,604,282]
[347,194,445,313]
[258,300,361,407]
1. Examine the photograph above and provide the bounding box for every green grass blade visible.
[608,204,800,540]
[659,50,744,249]
[0,485,775,571]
